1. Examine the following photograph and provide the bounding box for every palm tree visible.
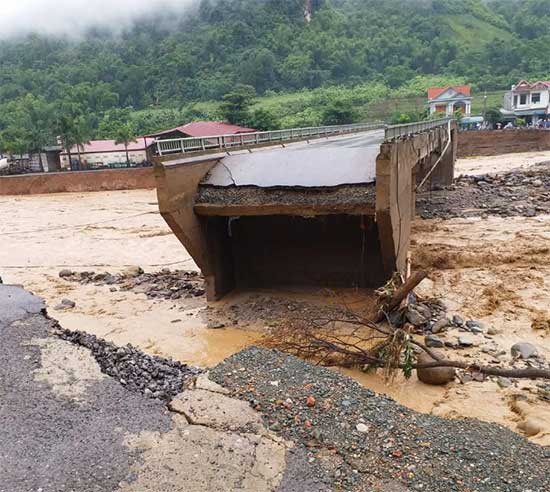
[114,123,138,167]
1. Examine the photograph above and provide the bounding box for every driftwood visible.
[375,271,427,322]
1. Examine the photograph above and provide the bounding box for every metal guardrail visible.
[155,122,386,156]
[384,118,453,141]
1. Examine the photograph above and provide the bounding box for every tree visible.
[246,108,280,131]
[2,95,54,171]
[220,85,257,125]
[114,122,138,167]
[321,98,357,126]
[485,107,502,127]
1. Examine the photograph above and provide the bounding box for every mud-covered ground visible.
[1,152,549,447]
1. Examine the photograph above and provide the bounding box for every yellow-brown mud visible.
[2,154,549,444]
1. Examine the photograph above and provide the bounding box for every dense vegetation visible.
[1,0,549,155]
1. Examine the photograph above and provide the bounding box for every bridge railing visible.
[384,118,453,141]
[155,122,386,157]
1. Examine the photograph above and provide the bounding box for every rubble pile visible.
[56,327,201,401]
[396,297,549,393]
[59,268,205,300]
[418,163,550,219]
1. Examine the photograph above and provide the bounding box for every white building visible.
[60,138,155,170]
[428,85,472,117]
[501,80,550,124]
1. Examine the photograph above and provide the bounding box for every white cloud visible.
[0,0,197,38]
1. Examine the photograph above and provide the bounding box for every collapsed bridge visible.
[154,120,457,300]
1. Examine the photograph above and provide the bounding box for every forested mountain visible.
[1,0,549,153]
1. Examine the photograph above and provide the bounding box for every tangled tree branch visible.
[261,273,550,381]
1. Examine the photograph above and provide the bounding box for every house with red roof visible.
[146,121,256,140]
[427,85,472,117]
[60,137,156,170]
[501,80,550,125]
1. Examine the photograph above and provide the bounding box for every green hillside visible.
[0,0,549,153]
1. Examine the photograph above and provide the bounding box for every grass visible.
[130,87,508,132]
[441,14,514,46]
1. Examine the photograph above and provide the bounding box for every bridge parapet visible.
[155,122,385,158]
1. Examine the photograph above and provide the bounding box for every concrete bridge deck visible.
[154,122,457,300]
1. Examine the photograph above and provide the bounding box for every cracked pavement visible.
[0,285,297,492]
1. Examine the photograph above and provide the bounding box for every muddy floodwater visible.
[1,153,549,445]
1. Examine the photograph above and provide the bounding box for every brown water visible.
[2,181,549,445]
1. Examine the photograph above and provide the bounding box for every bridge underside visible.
[154,126,456,300]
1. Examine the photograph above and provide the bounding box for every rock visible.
[406,307,427,327]
[306,396,316,407]
[487,326,499,335]
[458,336,474,347]
[466,320,484,333]
[58,269,73,278]
[431,318,449,334]
[53,298,76,311]
[452,315,464,327]
[532,179,543,187]
[511,342,538,359]
[207,321,225,329]
[497,377,512,389]
[518,418,543,437]
[425,335,444,348]
[122,266,144,277]
[414,303,432,319]
[416,352,455,385]
[356,423,369,433]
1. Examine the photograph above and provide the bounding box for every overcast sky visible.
[0,0,196,38]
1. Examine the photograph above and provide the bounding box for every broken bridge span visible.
[154,119,457,300]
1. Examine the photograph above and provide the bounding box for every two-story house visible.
[501,80,550,125]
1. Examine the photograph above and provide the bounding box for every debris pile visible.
[59,268,205,300]
[55,326,201,401]
[418,163,550,219]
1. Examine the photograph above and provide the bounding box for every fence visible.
[155,122,386,156]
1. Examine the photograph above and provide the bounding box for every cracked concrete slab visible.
[194,372,230,394]
[120,416,287,492]
[30,336,107,402]
[169,388,265,433]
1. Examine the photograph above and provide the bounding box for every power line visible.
[0,211,157,237]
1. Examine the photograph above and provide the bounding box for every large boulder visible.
[416,352,455,386]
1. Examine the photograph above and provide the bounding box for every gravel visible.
[417,162,550,219]
[196,183,376,209]
[211,347,550,492]
[61,268,206,300]
[55,325,201,401]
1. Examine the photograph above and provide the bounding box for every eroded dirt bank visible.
[1,153,549,446]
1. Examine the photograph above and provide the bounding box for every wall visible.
[458,129,550,157]
[60,149,148,169]
[0,167,155,195]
